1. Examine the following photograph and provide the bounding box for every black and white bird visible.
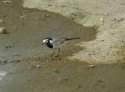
[42,37,80,57]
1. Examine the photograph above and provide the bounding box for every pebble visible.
[45,14,49,17]
[13,53,21,56]
[16,60,20,63]
[5,44,11,48]
[27,65,31,69]
[88,64,95,68]
[77,85,82,89]
[0,27,7,34]
[2,0,11,3]
[112,17,124,22]
[100,17,104,25]
[0,61,7,64]
[36,65,41,68]
[54,69,60,73]
[0,19,3,23]
[58,77,69,82]
[20,15,26,18]
[102,13,109,16]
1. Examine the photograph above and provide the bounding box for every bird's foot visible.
[50,53,59,59]
[52,54,59,59]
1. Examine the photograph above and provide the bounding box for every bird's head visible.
[42,37,52,44]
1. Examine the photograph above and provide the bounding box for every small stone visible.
[0,19,3,23]
[76,85,81,89]
[54,69,60,73]
[27,65,31,69]
[96,80,104,83]
[100,17,104,25]
[103,13,109,16]
[117,60,120,63]
[27,66,31,69]
[88,65,95,68]
[63,77,69,81]
[101,40,104,41]
[13,53,20,56]
[2,0,11,3]
[5,44,11,48]
[112,17,124,22]
[16,60,20,62]
[36,65,41,68]
[58,77,69,82]
[0,27,7,34]
[45,14,49,17]
[2,60,7,64]
[20,15,26,18]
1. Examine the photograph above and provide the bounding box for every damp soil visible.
[0,0,125,92]
[0,0,96,62]
[1,59,125,92]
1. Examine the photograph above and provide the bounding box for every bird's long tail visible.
[64,37,80,41]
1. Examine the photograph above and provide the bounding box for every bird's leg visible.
[57,48,60,56]
[52,48,60,58]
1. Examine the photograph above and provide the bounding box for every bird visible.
[42,37,80,58]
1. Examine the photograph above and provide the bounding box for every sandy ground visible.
[23,0,125,64]
[0,0,125,92]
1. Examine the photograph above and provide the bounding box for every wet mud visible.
[0,0,96,62]
[0,0,125,92]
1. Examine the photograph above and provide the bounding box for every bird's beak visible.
[42,39,48,44]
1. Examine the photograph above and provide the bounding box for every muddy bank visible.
[0,0,96,62]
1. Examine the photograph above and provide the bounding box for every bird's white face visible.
[43,39,49,44]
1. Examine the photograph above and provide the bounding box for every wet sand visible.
[0,0,125,92]
[0,60,125,92]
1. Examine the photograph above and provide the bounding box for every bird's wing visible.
[50,38,66,48]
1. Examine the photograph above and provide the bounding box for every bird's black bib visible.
[45,41,53,48]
